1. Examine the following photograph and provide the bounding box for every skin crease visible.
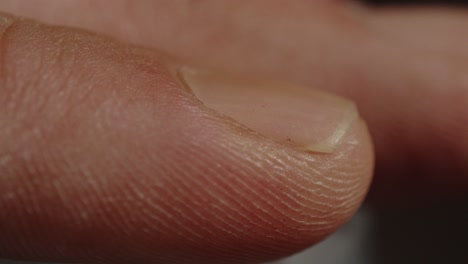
[0,16,373,264]
[0,0,467,204]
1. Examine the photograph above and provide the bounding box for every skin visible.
[0,0,466,263]
[1,0,467,203]
[0,13,372,264]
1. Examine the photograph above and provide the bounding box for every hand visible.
[0,1,466,263]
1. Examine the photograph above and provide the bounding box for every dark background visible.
[365,0,468,6]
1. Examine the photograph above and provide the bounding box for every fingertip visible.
[147,97,374,262]
[0,13,374,264]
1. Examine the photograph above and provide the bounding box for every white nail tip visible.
[304,102,358,153]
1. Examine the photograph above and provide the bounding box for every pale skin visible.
[0,1,466,263]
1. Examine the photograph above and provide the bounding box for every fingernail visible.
[176,67,359,153]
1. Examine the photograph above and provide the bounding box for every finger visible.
[0,15,373,264]
[0,0,466,204]
[353,8,468,204]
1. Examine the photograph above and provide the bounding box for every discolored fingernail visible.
[176,67,359,153]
